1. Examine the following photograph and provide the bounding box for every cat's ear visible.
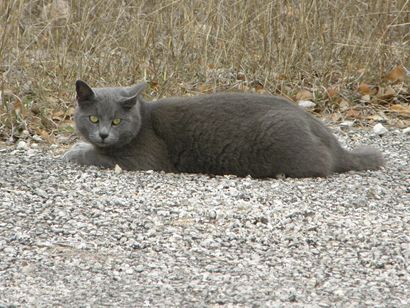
[119,95,138,109]
[76,80,95,102]
[127,82,147,97]
[120,83,146,109]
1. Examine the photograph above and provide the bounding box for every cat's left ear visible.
[127,82,147,97]
[120,83,147,109]
[119,95,138,109]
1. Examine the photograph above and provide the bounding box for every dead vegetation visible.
[0,0,409,143]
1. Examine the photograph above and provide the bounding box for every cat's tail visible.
[335,146,385,173]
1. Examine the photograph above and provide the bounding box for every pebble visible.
[0,128,409,307]
[360,94,371,103]
[373,123,388,135]
[403,127,410,135]
[134,265,144,273]
[298,100,316,109]
[114,164,122,174]
[32,135,43,142]
[340,121,354,129]
[16,140,29,150]
[3,247,16,254]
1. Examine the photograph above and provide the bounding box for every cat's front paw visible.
[62,142,115,168]
[62,142,93,164]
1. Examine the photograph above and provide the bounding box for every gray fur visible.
[63,80,384,178]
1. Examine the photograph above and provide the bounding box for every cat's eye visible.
[89,115,99,123]
[112,118,121,125]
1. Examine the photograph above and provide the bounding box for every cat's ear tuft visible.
[120,95,138,109]
[76,80,95,102]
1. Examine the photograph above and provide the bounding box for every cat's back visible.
[153,92,297,111]
[149,92,303,125]
[148,91,315,152]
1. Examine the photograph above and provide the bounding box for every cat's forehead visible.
[93,87,128,101]
[77,88,124,115]
[93,88,127,113]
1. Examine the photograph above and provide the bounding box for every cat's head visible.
[74,80,146,149]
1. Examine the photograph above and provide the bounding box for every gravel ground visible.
[0,127,409,307]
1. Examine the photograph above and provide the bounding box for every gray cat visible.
[63,80,384,178]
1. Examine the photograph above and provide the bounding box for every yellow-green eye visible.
[89,115,99,123]
[112,118,121,125]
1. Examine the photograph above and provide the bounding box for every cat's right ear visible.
[76,80,95,102]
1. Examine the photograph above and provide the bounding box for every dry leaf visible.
[52,110,65,121]
[338,98,350,111]
[14,98,23,116]
[38,130,53,143]
[296,89,313,101]
[198,83,212,93]
[327,86,339,98]
[149,80,159,90]
[384,65,407,83]
[357,83,378,96]
[366,114,387,122]
[358,83,371,95]
[376,86,396,101]
[330,113,342,122]
[389,104,410,115]
[13,96,29,120]
[250,80,264,91]
[346,108,361,119]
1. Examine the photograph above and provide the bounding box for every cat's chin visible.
[93,140,128,150]
[93,141,115,149]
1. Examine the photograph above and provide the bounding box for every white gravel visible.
[0,127,409,307]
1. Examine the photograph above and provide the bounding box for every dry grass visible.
[0,0,409,142]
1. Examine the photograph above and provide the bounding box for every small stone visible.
[403,127,410,135]
[298,100,316,109]
[35,188,48,198]
[16,140,29,150]
[208,210,217,220]
[4,246,16,254]
[26,149,37,157]
[21,130,30,138]
[32,135,43,142]
[134,265,144,273]
[360,94,371,103]
[340,121,354,129]
[56,135,71,144]
[339,99,350,111]
[334,288,345,297]
[373,123,388,135]
[22,264,36,274]
[114,164,122,174]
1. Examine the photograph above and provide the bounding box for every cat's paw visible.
[62,142,93,163]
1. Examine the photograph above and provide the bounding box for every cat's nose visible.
[99,132,109,140]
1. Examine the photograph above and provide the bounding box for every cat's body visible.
[63,80,384,178]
